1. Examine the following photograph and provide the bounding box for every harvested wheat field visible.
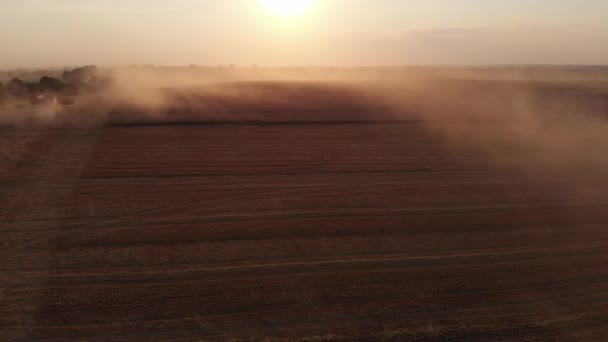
[2,96,608,341]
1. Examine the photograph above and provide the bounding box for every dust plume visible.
[372,71,608,199]
[2,66,608,194]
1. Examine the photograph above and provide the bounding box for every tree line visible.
[0,65,110,103]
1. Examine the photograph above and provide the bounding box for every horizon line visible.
[3,63,608,72]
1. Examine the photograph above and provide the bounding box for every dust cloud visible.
[371,71,608,198]
[2,66,608,192]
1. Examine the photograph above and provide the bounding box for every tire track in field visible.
[6,198,605,249]
[5,175,606,269]
[1,191,597,234]
[2,182,404,261]
[0,178,420,230]
[0,126,103,338]
[89,200,608,224]
[2,179,457,252]
[0,187,322,258]
[6,240,608,289]
[0,129,101,223]
[9,277,608,338]
[51,240,608,280]
[4,174,604,239]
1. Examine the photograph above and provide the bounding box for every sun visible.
[261,0,315,17]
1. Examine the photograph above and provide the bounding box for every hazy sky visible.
[1,0,607,68]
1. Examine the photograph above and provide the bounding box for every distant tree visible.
[62,65,98,85]
[0,82,5,102]
[7,78,29,98]
[26,82,43,97]
[61,83,79,96]
[40,76,65,93]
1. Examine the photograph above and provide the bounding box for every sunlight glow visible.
[261,0,315,17]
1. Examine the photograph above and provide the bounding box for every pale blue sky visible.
[1,0,607,68]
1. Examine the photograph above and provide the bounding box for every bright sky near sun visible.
[1,0,607,68]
